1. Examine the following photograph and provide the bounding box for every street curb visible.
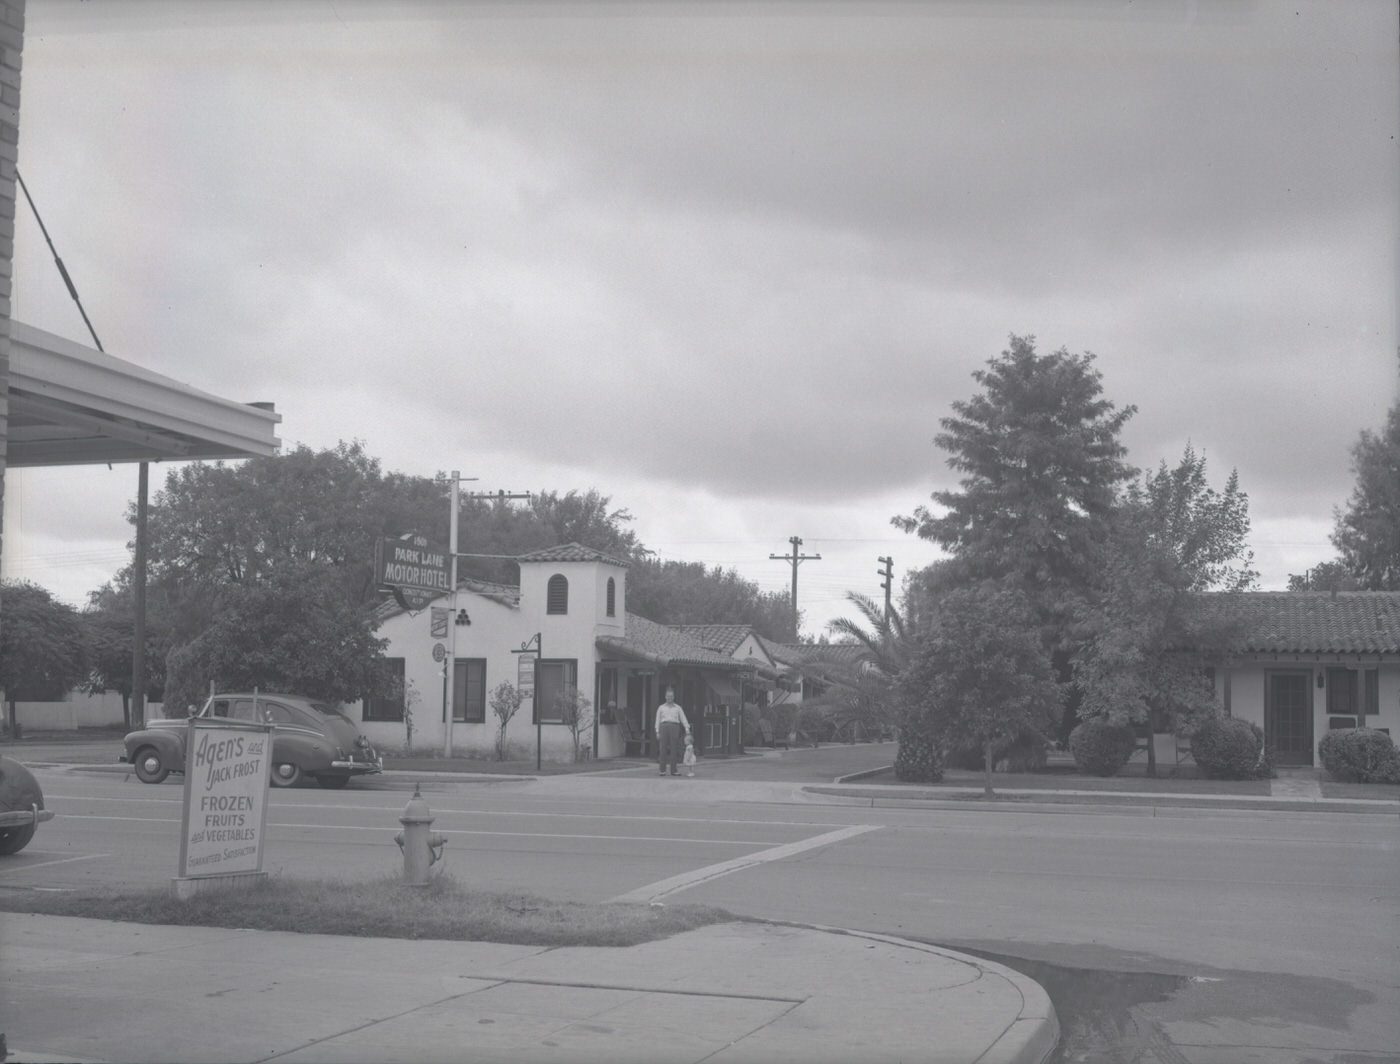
[803,785,1400,817]
[760,921,1059,1064]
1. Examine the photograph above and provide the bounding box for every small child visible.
[683,736,696,777]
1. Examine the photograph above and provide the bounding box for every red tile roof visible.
[771,643,869,668]
[1218,592,1400,654]
[670,624,758,657]
[517,542,631,567]
[597,614,752,670]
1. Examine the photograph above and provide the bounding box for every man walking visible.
[654,687,692,777]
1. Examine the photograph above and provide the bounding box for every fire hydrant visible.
[394,784,446,886]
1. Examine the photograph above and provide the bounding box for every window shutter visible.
[547,574,568,614]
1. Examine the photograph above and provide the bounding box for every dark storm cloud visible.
[7,0,1395,614]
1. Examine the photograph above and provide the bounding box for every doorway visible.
[1265,671,1314,766]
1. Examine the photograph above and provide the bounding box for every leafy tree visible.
[82,582,169,727]
[1286,560,1359,592]
[894,335,1137,630]
[626,558,794,640]
[489,681,523,761]
[1073,447,1256,775]
[554,685,594,762]
[133,442,444,712]
[160,564,388,715]
[0,581,90,738]
[1332,377,1400,590]
[897,585,1061,795]
[143,441,444,619]
[454,489,643,585]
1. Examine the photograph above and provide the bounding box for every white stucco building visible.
[360,544,775,762]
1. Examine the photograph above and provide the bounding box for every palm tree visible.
[825,591,913,677]
[803,592,915,742]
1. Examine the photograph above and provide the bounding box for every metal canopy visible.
[6,320,281,468]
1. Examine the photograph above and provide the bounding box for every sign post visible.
[513,634,542,770]
[172,713,274,899]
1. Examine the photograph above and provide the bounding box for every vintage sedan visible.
[0,756,55,854]
[123,692,382,790]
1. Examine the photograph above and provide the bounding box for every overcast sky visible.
[3,0,1397,637]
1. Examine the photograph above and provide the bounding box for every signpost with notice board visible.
[172,715,275,899]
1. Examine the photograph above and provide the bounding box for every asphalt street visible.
[2,744,1398,1063]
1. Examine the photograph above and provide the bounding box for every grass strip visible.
[0,872,740,947]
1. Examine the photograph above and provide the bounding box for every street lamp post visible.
[445,471,460,758]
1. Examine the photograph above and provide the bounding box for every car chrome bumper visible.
[0,805,55,828]
[330,756,382,775]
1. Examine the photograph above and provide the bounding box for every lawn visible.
[0,872,740,946]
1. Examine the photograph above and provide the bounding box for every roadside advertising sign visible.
[377,533,451,611]
[177,717,274,880]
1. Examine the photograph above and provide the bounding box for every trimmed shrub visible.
[1191,716,1270,780]
[1318,728,1400,783]
[1068,720,1138,777]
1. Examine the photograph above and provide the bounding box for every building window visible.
[606,577,616,617]
[533,659,579,723]
[364,657,406,721]
[1327,668,1358,717]
[1364,668,1378,717]
[453,659,487,723]
[547,574,569,614]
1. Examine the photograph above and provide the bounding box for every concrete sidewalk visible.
[0,913,1057,1064]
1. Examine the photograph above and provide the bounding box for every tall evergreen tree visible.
[894,335,1137,627]
[1332,371,1400,590]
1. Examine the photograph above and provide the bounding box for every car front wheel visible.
[0,823,36,855]
[132,747,170,785]
[269,763,303,788]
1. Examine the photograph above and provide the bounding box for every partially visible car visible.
[0,756,55,854]
[122,692,382,790]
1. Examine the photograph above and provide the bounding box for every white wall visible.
[9,691,162,730]
[1219,660,1399,763]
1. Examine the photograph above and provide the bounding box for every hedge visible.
[1191,716,1272,780]
[1068,720,1138,777]
[1318,728,1400,784]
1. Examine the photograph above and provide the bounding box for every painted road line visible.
[609,824,881,903]
[0,853,109,873]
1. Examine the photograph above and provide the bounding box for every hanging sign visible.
[377,533,452,611]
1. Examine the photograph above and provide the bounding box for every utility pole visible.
[445,480,531,757]
[878,555,894,624]
[770,536,821,641]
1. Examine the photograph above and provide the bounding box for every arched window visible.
[547,574,569,614]
[606,577,616,617]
